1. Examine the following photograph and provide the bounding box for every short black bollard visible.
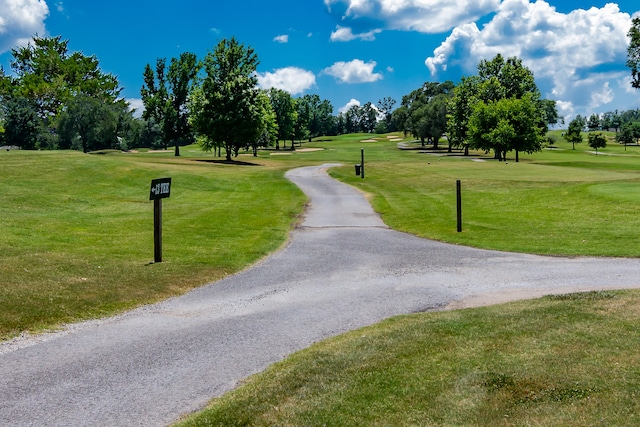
[355,164,361,176]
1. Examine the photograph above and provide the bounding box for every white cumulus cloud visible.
[330,25,382,42]
[425,0,636,116]
[256,67,316,95]
[273,34,288,43]
[0,0,49,52]
[322,59,383,83]
[325,0,500,34]
[339,98,361,114]
[126,98,144,118]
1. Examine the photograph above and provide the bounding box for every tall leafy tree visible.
[294,97,311,145]
[8,35,121,120]
[587,114,601,132]
[402,81,454,147]
[468,94,543,162]
[2,97,40,149]
[391,105,410,136]
[249,90,278,156]
[588,132,607,154]
[540,99,561,128]
[58,95,122,152]
[448,54,547,159]
[564,116,585,150]
[268,88,297,149]
[601,110,621,132]
[293,94,334,143]
[1,35,126,150]
[141,52,199,156]
[344,105,361,133]
[377,97,396,132]
[360,102,378,133]
[190,37,263,161]
[447,75,480,152]
[627,17,640,89]
[616,121,640,147]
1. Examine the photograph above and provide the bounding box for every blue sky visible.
[0,0,639,123]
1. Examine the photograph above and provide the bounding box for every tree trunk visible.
[225,142,232,161]
[174,141,180,157]
[515,150,519,162]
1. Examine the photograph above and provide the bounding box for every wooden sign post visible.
[149,178,171,263]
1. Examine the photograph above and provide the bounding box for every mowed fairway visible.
[2,133,640,340]
[0,149,306,340]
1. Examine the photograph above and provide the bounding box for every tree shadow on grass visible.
[193,159,261,166]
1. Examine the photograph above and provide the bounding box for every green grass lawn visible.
[0,148,306,339]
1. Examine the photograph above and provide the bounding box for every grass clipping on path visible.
[177,290,640,427]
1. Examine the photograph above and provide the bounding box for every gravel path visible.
[2,164,640,426]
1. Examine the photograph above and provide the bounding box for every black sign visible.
[149,178,171,200]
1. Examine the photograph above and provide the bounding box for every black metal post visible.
[456,180,462,233]
[361,148,365,179]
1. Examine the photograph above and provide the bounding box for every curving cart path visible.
[2,164,640,426]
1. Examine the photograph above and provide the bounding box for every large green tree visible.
[2,97,40,149]
[58,94,125,152]
[627,17,640,89]
[360,102,378,133]
[141,52,199,156]
[249,90,278,155]
[402,81,454,147]
[564,116,585,150]
[377,97,396,133]
[447,76,480,152]
[468,94,543,162]
[268,88,297,149]
[448,54,547,160]
[289,94,334,144]
[588,132,607,154]
[190,37,263,161]
[0,35,127,150]
[7,35,122,119]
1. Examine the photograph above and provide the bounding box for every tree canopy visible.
[627,17,640,89]
[0,35,129,151]
[141,53,200,155]
[447,54,547,160]
[564,116,585,150]
[400,81,454,148]
[190,37,272,161]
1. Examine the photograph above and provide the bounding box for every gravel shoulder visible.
[2,164,640,426]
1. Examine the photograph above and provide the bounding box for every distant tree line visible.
[6,28,640,159]
[0,36,369,155]
[391,54,559,162]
